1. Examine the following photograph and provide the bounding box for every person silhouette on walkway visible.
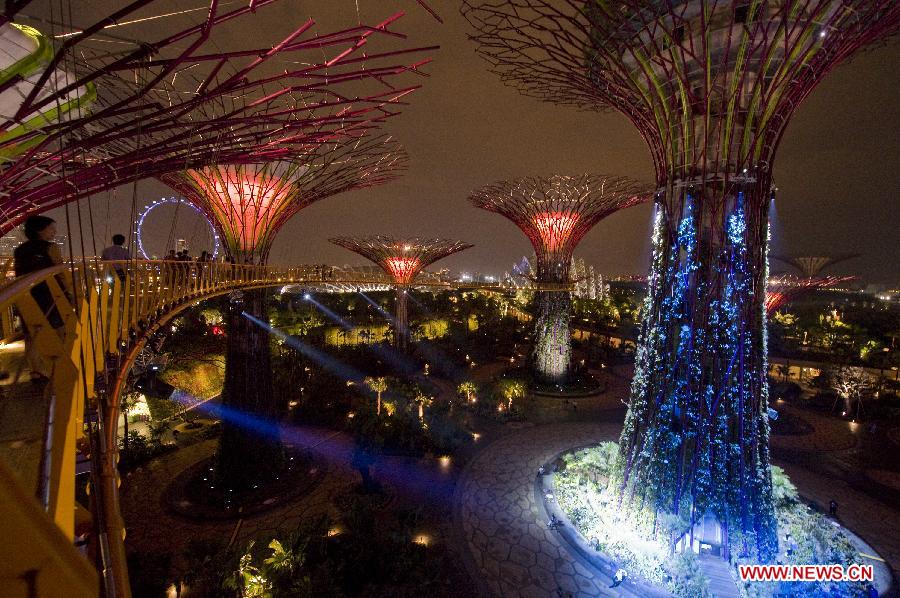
[101,234,129,281]
[829,499,839,518]
[14,216,65,382]
[610,568,628,588]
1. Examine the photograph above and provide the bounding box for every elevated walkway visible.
[0,259,575,596]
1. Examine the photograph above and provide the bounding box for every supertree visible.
[330,236,472,350]
[463,0,900,560]
[771,254,860,278]
[161,135,408,490]
[0,1,433,232]
[469,174,649,384]
[765,275,854,316]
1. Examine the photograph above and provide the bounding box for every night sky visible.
[39,1,900,284]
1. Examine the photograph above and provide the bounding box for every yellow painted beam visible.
[0,458,97,597]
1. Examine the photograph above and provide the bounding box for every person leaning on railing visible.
[100,234,129,281]
[13,215,66,383]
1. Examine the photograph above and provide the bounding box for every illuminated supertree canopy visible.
[162,135,408,262]
[160,134,409,496]
[330,235,472,349]
[765,275,855,316]
[771,254,860,278]
[469,174,650,384]
[463,0,900,561]
[0,1,433,233]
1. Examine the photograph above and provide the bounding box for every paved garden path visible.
[0,341,51,494]
[455,421,655,597]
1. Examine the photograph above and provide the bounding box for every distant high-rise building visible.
[0,230,22,255]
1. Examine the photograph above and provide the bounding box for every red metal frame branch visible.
[765,275,855,315]
[462,0,900,187]
[0,1,437,233]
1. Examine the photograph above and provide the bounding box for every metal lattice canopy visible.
[330,236,473,284]
[469,174,651,282]
[771,254,860,278]
[765,274,855,315]
[161,134,408,261]
[462,0,900,187]
[0,1,435,233]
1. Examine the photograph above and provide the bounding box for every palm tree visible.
[457,381,478,404]
[500,380,526,410]
[777,364,791,382]
[365,376,388,415]
[414,392,432,423]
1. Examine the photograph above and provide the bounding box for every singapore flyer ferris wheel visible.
[135,197,220,260]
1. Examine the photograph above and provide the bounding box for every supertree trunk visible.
[395,287,409,351]
[614,179,776,561]
[532,290,572,385]
[218,288,283,490]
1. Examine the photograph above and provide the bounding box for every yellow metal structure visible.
[0,259,574,596]
[0,457,98,597]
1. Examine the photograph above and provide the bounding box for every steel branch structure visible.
[463,0,900,561]
[469,174,649,383]
[161,134,407,502]
[162,135,409,263]
[0,0,434,232]
[771,254,859,278]
[765,275,854,316]
[330,235,472,350]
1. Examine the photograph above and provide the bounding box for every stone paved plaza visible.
[455,418,900,597]
[455,421,640,598]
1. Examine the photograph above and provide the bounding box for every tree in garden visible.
[497,379,526,411]
[365,376,389,416]
[830,366,873,419]
[162,135,410,491]
[469,174,649,385]
[414,392,432,422]
[330,236,473,351]
[457,381,478,405]
[463,0,900,561]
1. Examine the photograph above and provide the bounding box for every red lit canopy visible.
[162,135,408,261]
[330,236,472,285]
[469,174,650,282]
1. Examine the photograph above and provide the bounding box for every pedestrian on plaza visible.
[829,499,838,518]
[14,215,65,382]
[610,568,628,588]
[101,234,129,281]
